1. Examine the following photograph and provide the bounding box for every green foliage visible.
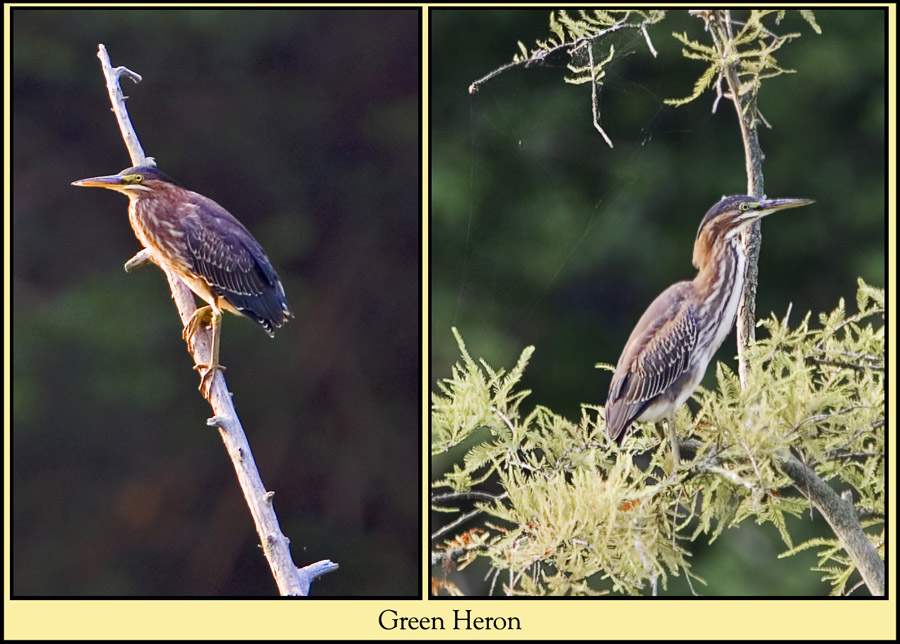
[512,10,664,66]
[508,10,819,133]
[431,327,535,458]
[510,10,664,105]
[431,281,883,596]
[665,10,813,110]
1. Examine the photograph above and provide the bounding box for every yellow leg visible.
[199,308,223,396]
[183,305,225,396]
[655,420,681,471]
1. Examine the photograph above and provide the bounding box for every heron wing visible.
[180,194,290,335]
[605,281,698,440]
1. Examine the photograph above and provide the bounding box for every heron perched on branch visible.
[73,164,292,395]
[604,195,813,466]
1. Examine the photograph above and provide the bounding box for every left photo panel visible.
[11,7,421,597]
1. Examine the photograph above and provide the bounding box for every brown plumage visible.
[604,195,814,449]
[73,164,292,394]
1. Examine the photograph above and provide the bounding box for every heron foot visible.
[183,306,215,353]
[654,420,682,472]
[184,305,224,398]
[194,361,226,397]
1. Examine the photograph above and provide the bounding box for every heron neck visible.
[692,238,747,355]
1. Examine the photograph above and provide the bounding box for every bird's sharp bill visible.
[71,174,126,188]
[758,197,815,213]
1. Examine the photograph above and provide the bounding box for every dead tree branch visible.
[89,44,337,596]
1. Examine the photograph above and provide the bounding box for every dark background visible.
[431,9,885,595]
[13,8,420,596]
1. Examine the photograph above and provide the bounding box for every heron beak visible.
[71,174,127,189]
[756,197,815,216]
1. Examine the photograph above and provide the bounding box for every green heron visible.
[604,195,813,465]
[73,164,292,394]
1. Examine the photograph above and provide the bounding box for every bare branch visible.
[96,44,146,166]
[779,454,884,596]
[701,13,767,387]
[587,43,614,148]
[641,24,658,58]
[90,44,336,596]
[684,436,884,596]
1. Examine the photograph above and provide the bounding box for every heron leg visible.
[183,305,225,397]
[198,308,223,396]
[655,420,681,471]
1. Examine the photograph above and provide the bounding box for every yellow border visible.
[5,3,896,640]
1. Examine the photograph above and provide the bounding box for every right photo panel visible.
[430,8,885,603]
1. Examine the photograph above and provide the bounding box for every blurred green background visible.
[13,8,419,596]
[431,9,885,595]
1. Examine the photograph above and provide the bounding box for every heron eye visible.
[739,202,751,211]
[124,174,143,184]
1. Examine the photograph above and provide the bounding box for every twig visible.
[96,45,146,166]
[813,307,885,352]
[587,43,614,148]
[430,540,489,567]
[468,12,655,146]
[432,490,502,504]
[468,11,659,110]
[91,43,336,596]
[641,24,658,58]
[808,357,883,372]
[430,492,508,541]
